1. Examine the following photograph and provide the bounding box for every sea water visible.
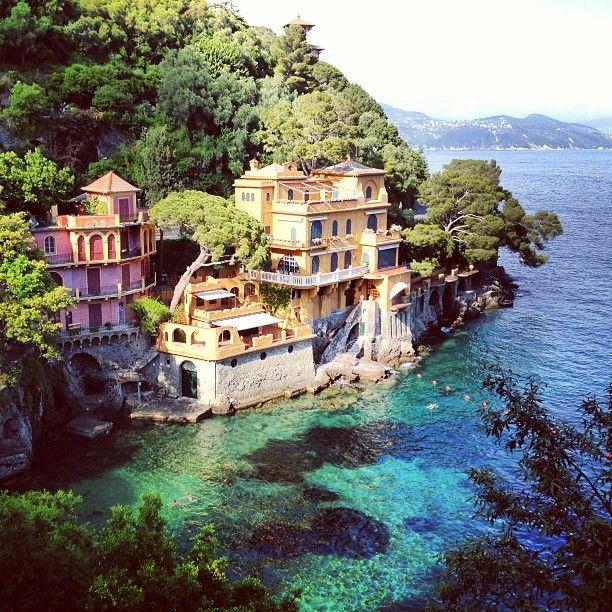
[33,150,612,610]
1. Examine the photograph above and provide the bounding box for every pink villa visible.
[32,171,157,333]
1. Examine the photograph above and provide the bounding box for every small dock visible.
[128,396,212,424]
[65,416,113,439]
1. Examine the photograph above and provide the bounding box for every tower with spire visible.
[283,14,323,57]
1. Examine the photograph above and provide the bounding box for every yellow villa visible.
[234,159,415,323]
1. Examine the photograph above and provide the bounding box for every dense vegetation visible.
[438,371,611,610]
[404,159,562,274]
[0,209,73,381]
[0,490,296,611]
[0,0,427,206]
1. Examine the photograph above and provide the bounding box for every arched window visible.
[90,235,103,260]
[241,192,245,201]
[277,254,300,274]
[330,252,338,272]
[332,220,338,237]
[344,251,352,269]
[77,236,86,261]
[173,328,186,343]
[365,185,373,200]
[310,220,322,244]
[191,331,206,346]
[108,234,116,259]
[44,235,56,254]
[290,227,297,244]
[304,191,309,202]
[345,219,352,235]
[311,255,320,274]
[230,287,239,298]
[219,329,232,344]
[367,214,378,231]
[266,192,271,202]
[250,192,255,201]
[332,187,340,200]
[287,188,294,201]
[244,282,256,298]
[361,251,370,267]
[50,272,63,286]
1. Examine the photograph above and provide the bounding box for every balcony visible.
[75,274,157,300]
[121,247,142,260]
[247,264,369,288]
[56,209,151,229]
[359,228,402,247]
[45,252,74,266]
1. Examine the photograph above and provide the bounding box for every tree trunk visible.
[169,246,210,312]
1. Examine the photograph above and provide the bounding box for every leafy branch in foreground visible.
[438,369,611,610]
[0,490,296,612]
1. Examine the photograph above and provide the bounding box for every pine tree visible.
[275,24,317,95]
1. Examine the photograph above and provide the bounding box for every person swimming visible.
[427,403,438,410]
[169,499,178,507]
[444,385,452,393]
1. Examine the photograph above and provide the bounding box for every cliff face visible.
[0,358,72,485]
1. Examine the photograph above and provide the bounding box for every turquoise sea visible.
[33,150,612,610]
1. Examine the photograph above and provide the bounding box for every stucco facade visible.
[32,171,157,332]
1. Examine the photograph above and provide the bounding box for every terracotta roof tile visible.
[81,171,140,194]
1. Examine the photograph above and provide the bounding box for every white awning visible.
[390,282,409,299]
[215,312,280,331]
[195,289,235,301]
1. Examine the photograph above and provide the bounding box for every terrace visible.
[247,264,369,288]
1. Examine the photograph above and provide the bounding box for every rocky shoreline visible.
[0,267,514,485]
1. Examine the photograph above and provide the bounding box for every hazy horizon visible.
[228,0,612,123]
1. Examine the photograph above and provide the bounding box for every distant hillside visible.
[582,117,612,137]
[382,104,612,150]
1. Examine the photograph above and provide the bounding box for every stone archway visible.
[69,352,104,395]
[180,360,198,399]
[442,283,455,317]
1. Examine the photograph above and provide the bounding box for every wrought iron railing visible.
[247,265,369,287]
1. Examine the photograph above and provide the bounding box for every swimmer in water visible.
[431,380,438,386]
[169,499,178,507]
[427,403,438,410]
[444,385,452,393]
[464,394,471,401]
[416,373,422,379]
[184,491,193,501]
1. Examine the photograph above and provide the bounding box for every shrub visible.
[130,297,170,338]
[259,282,291,314]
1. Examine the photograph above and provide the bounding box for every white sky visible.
[228,0,612,121]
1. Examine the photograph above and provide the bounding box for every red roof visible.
[81,171,140,194]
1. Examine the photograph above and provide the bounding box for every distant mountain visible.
[382,104,612,150]
[582,117,612,137]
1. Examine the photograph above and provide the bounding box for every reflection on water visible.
[32,151,612,610]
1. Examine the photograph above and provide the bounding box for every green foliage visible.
[0,149,74,216]
[130,297,171,338]
[0,212,74,368]
[0,490,296,612]
[150,190,269,270]
[409,258,438,277]
[81,197,106,215]
[417,159,562,269]
[2,81,49,136]
[438,371,611,610]
[275,24,317,94]
[259,282,291,314]
[402,223,453,265]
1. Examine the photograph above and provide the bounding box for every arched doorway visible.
[429,289,440,310]
[310,220,323,244]
[108,234,116,259]
[330,252,338,272]
[277,255,300,274]
[90,234,103,260]
[180,361,198,398]
[50,272,63,286]
[77,236,86,261]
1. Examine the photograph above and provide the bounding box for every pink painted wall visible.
[61,293,144,329]
[33,229,72,254]
[52,256,150,291]
[113,194,136,216]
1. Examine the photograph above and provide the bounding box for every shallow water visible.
[33,150,612,610]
